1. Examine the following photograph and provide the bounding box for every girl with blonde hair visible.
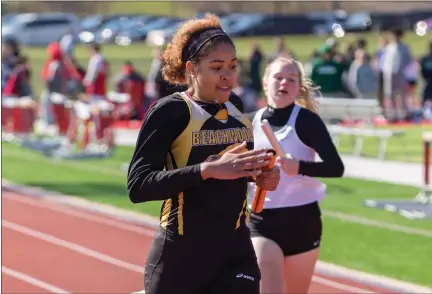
[246,56,345,293]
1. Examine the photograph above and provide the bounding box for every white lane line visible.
[5,187,430,294]
[2,221,144,274]
[3,221,386,294]
[322,210,432,238]
[2,266,71,293]
[313,276,376,293]
[3,193,155,236]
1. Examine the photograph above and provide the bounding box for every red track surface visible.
[2,190,395,294]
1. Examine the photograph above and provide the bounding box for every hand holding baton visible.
[250,149,276,213]
[250,120,290,213]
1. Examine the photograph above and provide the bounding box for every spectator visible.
[304,50,321,77]
[375,35,390,109]
[404,59,421,119]
[113,61,147,120]
[344,37,368,67]
[382,28,413,121]
[3,37,20,61]
[233,60,257,113]
[40,42,69,126]
[3,55,33,98]
[64,57,86,98]
[310,48,345,97]
[146,47,187,100]
[2,38,21,93]
[59,28,76,58]
[344,43,356,65]
[419,41,432,120]
[2,44,13,93]
[83,42,107,102]
[249,43,263,96]
[356,37,368,51]
[145,47,162,99]
[318,37,339,58]
[348,49,378,99]
[268,37,286,63]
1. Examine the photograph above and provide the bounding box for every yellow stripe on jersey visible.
[160,199,172,229]
[236,199,247,229]
[178,192,184,235]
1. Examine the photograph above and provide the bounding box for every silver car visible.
[2,13,81,46]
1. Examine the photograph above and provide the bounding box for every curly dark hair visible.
[161,13,235,85]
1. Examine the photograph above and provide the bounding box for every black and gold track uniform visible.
[127,92,260,294]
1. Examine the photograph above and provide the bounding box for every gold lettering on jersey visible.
[201,130,208,145]
[192,132,200,146]
[215,130,223,144]
[208,131,216,145]
[192,127,253,147]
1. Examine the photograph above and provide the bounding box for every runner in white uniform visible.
[246,56,344,294]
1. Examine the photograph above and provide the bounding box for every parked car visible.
[78,14,130,43]
[342,12,373,32]
[94,15,160,44]
[115,17,183,45]
[2,13,81,46]
[1,13,20,26]
[145,14,240,46]
[145,22,182,46]
[223,13,267,37]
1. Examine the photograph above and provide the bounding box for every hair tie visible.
[181,28,229,63]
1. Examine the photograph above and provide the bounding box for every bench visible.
[316,97,382,124]
[326,125,406,159]
[316,97,406,159]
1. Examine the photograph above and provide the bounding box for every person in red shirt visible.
[40,42,70,133]
[3,55,32,98]
[80,43,113,150]
[2,55,35,135]
[113,61,146,120]
[83,42,107,101]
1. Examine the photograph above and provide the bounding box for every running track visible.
[2,191,398,294]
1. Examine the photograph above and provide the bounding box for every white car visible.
[2,13,81,46]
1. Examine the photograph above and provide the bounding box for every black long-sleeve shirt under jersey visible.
[247,104,344,178]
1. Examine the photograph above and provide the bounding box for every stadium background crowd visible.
[2,2,432,131]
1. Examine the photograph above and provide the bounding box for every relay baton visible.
[251,119,288,213]
[261,119,288,158]
[250,120,292,213]
[250,149,276,213]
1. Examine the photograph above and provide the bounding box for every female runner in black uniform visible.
[127,14,280,294]
[246,56,344,293]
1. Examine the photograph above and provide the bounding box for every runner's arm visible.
[296,109,345,177]
[127,96,204,203]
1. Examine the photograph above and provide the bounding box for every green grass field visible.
[336,124,431,162]
[23,31,430,97]
[2,142,432,286]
